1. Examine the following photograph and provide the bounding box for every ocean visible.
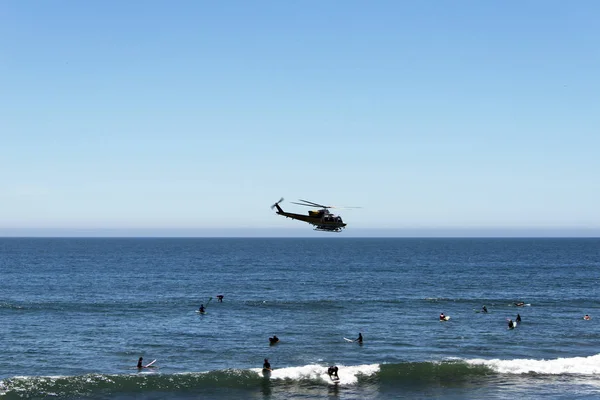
[1,238,599,399]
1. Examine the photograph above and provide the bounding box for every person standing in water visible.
[263,358,271,371]
[356,332,363,343]
[137,357,144,369]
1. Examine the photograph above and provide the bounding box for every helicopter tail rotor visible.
[271,197,284,210]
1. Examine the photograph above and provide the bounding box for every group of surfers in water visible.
[140,295,593,372]
[262,359,340,381]
[262,333,362,380]
[441,305,522,328]
[440,303,591,329]
[198,295,225,313]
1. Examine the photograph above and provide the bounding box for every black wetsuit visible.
[328,366,339,378]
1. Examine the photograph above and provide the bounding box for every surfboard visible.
[343,337,354,342]
[440,316,450,321]
[145,359,157,368]
[195,310,206,314]
[508,321,517,329]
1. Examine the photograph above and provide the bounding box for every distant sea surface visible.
[1,238,599,399]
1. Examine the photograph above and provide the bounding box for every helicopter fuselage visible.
[273,203,346,232]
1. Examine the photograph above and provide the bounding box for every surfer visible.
[516,314,521,322]
[356,332,363,343]
[440,313,446,321]
[217,295,224,302]
[328,365,339,380]
[263,358,271,371]
[199,304,205,313]
[482,306,488,313]
[584,314,591,320]
[137,357,144,369]
[269,335,279,345]
[514,302,525,307]
[508,319,515,329]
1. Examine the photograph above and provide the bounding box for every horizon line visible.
[1,236,599,239]
[0,227,599,239]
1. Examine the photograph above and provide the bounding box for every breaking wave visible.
[2,355,599,398]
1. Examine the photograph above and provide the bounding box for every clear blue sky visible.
[1,1,599,236]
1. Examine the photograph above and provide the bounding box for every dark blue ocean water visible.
[1,238,600,399]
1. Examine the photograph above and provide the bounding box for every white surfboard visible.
[145,359,157,368]
[440,316,450,321]
[343,337,355,342]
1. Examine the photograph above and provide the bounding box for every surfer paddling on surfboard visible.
[440,313,450,321]
[269,335,279,345]
[137,357,157,369]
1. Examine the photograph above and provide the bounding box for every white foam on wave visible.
[465,353,600,375]
[251,363,379,385]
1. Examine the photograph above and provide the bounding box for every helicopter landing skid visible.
[314,226,344,233]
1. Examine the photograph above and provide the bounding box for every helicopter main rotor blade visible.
[291,201,317,207]
[297,199,330,208]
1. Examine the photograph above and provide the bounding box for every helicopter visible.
[271,198,355,232]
